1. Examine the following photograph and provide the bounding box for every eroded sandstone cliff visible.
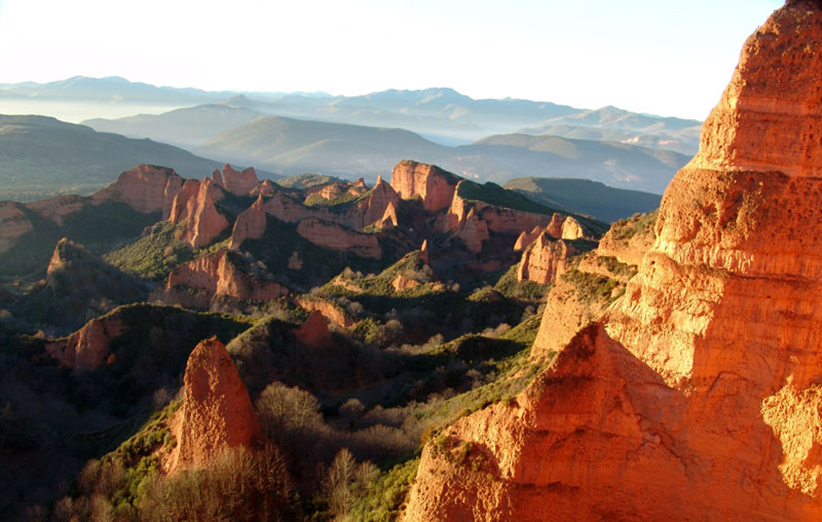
[406,2,822,519]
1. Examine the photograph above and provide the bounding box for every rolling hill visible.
[0,115,269,201]
[503,177,662,222]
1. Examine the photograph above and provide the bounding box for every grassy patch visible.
[104,221,193,280]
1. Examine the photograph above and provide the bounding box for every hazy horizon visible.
[0,0,783,121]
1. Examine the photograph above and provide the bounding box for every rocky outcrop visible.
[513,226,543,251]
[92,164,183,218]
[454,209,490,254]
[296,297,356,329]
[560,216,584,240]
[596,211,658,267]
[407,3,822,519]
[170,337,262,472]
[294,311,334,349]
[296,218,382,258]
[217,164,259,196]
[348,178,400,229]
[0,202,33,254]
[251,179,277,197]
[170,178,229,248]
[154,249,287,307]
[391,160,459,212]
[46,315,126,372]
[516,234,576,284]
[229,195,267,250]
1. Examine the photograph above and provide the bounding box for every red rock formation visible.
[406,3,822,519]
[169,179,201,222]
[183,179,229,248]
[155,249,287,307]
[391,160,459,212]
[454,208,490,254]
[516,234,576,284]
[392,274,420,292]
[545,213,565,238]
[92,164,183,218]
[513,226,543,251]
[220,164,259,196]
[46,316,126,371]
[294,311,334,348]
[296,218,382,258]
[420,239,430,264]
[560,216,584,240]
[348,178,400,229]
[170,337,262,471]
[296,297,356,329]
[596,211,657,267]
[380,201,399,229]
[251,179,277,197]
[0,202,33,253]
[229,195,267,250]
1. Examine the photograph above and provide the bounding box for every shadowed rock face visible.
[170,337,262,472]
[405,2,822,519]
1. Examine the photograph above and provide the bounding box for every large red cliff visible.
[391,160,459,212]
[92,164,183,218]
[406,2,822,519]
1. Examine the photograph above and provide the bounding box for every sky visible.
[0,0,783,120]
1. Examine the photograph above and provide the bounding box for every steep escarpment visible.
[407,2,822,519]
[391,160,460,212]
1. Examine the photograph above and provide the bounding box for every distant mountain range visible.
[1,76,700,196]
[4,76,701,151]
[0,115,275,201]
[77,105,691,194]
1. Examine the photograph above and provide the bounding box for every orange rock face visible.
[155,249,287,307]
[296,218,382,258]
[46,316,126,372]
[92,164,183,218]
[406,3,822,519]
[170,337,262,472]
[219,164,259,196]
[229,195,267,250]
[294,311,334,349]
[391,160,459,212]
[516,234,576,284]
[170,178,229,248]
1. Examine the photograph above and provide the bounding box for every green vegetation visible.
[304,190,360,208]
[611,209,659,241]
[104,221,193,280]
[349,458,420,522]
[561,269,620,304]
[504,177,661,223]
[457,179,558,216]
[0,201,160,278]
[275,172,344,190]
[597,255,639,279]
[492,264,551,301]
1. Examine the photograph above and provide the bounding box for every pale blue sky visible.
[0,0,783,119]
